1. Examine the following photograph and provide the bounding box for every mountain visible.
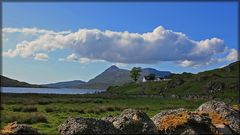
[141,68,171,77]
[79,65,132,89]
[44,80,86,88]
[107,61,239,101]
[1,75,45,88]
[79,65,171,89]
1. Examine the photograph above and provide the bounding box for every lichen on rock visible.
[1,121,39,135]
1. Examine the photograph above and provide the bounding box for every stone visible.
[151,108,215,134]
[196,100,240,134]
[104,109,158,134]
[58,117,121,135]
[1,121,39,135]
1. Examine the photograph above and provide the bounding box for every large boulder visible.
[1,121,39,135]
[196,100,240,134]
[103,109,158,134]
[58,117,121,135]
[151,108,215,134]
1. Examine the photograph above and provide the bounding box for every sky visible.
[2,2,239,84]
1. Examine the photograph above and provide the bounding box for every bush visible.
[38,100,52,105]
[68,108,85,114]
[0,106,4,110]
[12,106,23,112]
[12,106,37,112]
[22,106,38,112]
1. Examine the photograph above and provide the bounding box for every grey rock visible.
[105,109,158,134]
[167,78,184,88]
[58,117,121,135]
[205,81,224,94]
[196,100,240,133]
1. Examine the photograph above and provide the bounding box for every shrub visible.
[93,99,104,104]
[68,108,85,114]
[12,106,23,112]
[12,106,38,112]
[38,100,52,105]
[22,106,38,112]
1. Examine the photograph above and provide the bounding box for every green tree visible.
[130,67,142,82]
[145,73,156,81]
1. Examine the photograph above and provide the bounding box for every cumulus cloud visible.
[59,53,92,64]
[34,53,48,61]
[67,53,78,61]
[3,26,237,67]
[226,49,239,61]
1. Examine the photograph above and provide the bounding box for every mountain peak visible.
[105,65,119,72]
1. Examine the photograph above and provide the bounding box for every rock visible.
[167,78,184,88]
[196,100,240,133]
[58,117,121,135]
[214,124,233,135]
[205,81,224,94]
[1,121,39,135]
[104,109,158,134]
[151,108,215,134]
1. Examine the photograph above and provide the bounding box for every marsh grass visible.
[3,112,47,124]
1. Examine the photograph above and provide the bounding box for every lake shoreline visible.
[1,87,105,95]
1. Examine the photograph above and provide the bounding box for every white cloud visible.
[226,49,239,61]
[79,57,91,64]
[34,53,48,61]
[115,63,127,67]
[67,53,78,61]
[3,26,237,67]
[3,27,71,35]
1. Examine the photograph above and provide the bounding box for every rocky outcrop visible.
[1,121,39,135]
[103,109,158,134]
[151,108,215,134]
[205,81,224,94]
[196,100,240,133]
[166,78,184,89]
[58,117,121,135]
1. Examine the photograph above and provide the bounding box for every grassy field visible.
[1,93,209,134]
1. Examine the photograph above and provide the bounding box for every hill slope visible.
[43,80,86,88]
[107,61,239,101]
[1,75,45,88]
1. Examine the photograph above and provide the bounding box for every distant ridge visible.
[43,80,86,88]
[1,75,46,88]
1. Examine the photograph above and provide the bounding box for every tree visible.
[145,73,156,81]
[130,67,142,82]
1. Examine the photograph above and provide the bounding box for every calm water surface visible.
[1,87,105,94]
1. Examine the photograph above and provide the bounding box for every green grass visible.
[1,93,207,134]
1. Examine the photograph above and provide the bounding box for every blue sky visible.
[2,2,238,84]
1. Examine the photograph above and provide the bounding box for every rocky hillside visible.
[2,101,239,134]
[107,61,239,102]
[1,75,46,88]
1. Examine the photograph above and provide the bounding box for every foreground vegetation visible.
[1,93,210,134]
